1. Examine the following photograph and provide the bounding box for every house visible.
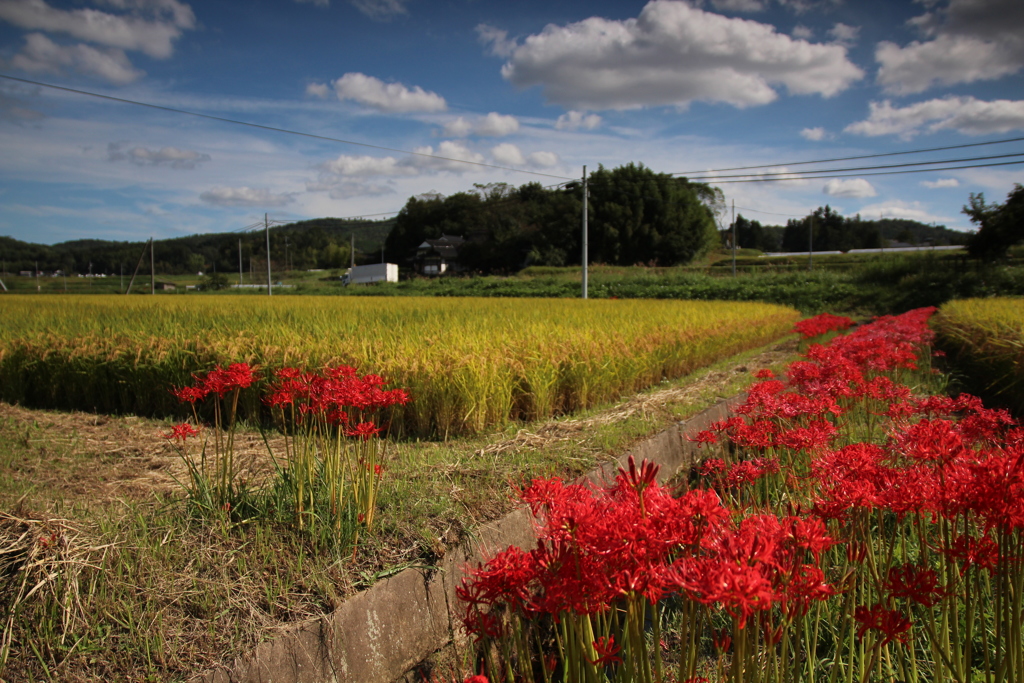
[415,234,465,275]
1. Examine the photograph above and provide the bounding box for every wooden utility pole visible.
[581,165,588,300]
[731,199,736,277]
[125,238,151,295]
[238,238,243,285]
[150,238,155,294]
[808,214,814,271]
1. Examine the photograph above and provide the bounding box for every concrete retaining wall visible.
[193,394,744,683]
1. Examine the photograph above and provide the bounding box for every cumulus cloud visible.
[858,199,952,224]
[492,0,863,110]
[305,82,329,98]
[845,96,1024,138]
[491,143,525,166]
[875,0,1024,94]
[528,150,559,167]
[791,24,813,39]
[0,0,195,59]
[823,178,876,198]
[200,187,295,207]
[443,112,519,137]
[310,72,447,113]
[827,22,859,46]
[308,141,490,198]
[349,0,407,20]
[556,110,602,130]
[10,33,143,84]
[921,178,960,189]
[476,23,516,58]
[800,126,827,140]
[107,142,210,169]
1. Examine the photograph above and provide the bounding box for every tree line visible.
[384,163,723,272]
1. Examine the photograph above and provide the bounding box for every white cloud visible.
[791,24,813,40]
[295,0,329,6]
[107,142,210,169]
[326,72,446,113]
[556,110,602,130]
[443,112,520,137]
[827,22,859,46]
[496,0,863,110]
[0,0,195,59]
[857,199,953,225]
[800,126,827,140]
[475,112,520,136]
[305,82,329,98]
[317,154,407,177]
[199,186,295,207]
[921,178,960,189]
[304,177,395,199]
[875,0,1024,94]
[491,143,526,166]
[476,23,516,58]
[845,96,1024,138]
[349,0,407,20]
[528,151,559,167]
[410,140,486,172]
[823,178,876,198]
[11,33,143,84]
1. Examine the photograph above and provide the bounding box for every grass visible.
[0,335,797,682]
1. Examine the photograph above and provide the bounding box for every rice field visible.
[933,296,1024,414]
[0,295,799,436]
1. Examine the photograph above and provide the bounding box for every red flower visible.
[854,604,912,646]
[794,313,855,339]
[464,676,489,683]
[346,421,383,440]
[885,564,945,607]
[163,422,199,442]
[171,385,208,404]
[588,635,622,666]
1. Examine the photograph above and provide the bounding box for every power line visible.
[0,73,575,181]
[671,135,1024,176]
[685,151,1024,181]
[710,159,1024,183]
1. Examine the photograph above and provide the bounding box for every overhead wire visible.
[709,159,1024,183]
[671,135,1024,175]
[0,73,575,181]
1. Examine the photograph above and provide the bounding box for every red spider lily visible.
[940,534,1000,572]
[163,422,199,442]
[171,385,209,404]
[588,635,622,666]
[202,362,258,397]
[782,563,835,617]
[346,421,383,440]
[854,604,913,646]
[755,368,776,379]
[794,313,855,339]
[464,676,489,683]
[885,564,945,607]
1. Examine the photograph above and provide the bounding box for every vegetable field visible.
[933,297,1024,415]
[0,295,798,437]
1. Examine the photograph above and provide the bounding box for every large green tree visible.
[964,184,1024,260]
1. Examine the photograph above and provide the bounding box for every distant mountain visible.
[0,217,395,276]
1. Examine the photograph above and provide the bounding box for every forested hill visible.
[0,217,394,275]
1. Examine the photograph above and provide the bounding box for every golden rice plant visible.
[0,295,799,436]
[933,297,1024,414]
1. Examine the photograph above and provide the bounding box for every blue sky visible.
[0,0,1021,245]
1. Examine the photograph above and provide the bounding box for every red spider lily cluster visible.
[793,312,855,340]
[170,362,258,403]
[460,306,1024,683]
[264,365,409,436]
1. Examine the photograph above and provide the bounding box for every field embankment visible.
[933,296,1024,415]
[0,295,798,437]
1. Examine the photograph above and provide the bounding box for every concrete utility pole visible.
[581,165,588,300]
[731,199,736,277]
[265,213,272,296]
[808,213,814,271]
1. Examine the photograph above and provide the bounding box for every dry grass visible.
[0,338,797,682]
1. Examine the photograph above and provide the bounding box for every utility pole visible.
[35,261,39,292]
[150,237,155,294]
[581,165,588,300]
[265,213,272,296]
[285,235,289,274]
[125,238,150,295]
[731,199,736,277]
[238,238,243,285]
[350,234,355,269]
[808,213,814,271]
